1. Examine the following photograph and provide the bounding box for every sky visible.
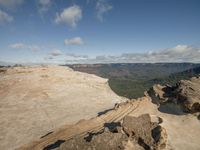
[0,0,200,64]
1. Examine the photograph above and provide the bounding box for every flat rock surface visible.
[19,94,200,150]
[0,65,125,150]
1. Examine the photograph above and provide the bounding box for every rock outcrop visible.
[122,114,167,150]
[176,77,200,112]
[148,76,200,114]
[58,114,167,150]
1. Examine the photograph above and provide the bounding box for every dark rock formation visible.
[59,130,129,150]
[58,114,167,150]
[0,68,7,73]
[148,76,200,114]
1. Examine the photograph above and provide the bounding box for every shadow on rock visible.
[43,140,65,150]
[58,114,167,150]
[158,103,185,115]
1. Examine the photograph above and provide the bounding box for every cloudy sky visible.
[0,0,200,64]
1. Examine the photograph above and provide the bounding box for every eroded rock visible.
[59,130,129,150]
[148,76,200,114]
[176,77,200,112]
[122,114,155,147]
[122,114,167,150]
[58,114,167,150]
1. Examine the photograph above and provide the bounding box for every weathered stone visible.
[148,76,200,113]
[59,130,129,150]
[122,114,167,150]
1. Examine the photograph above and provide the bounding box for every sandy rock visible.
[123,114,155,145]
[61,130,128,150]
[1,67,200,150]
[58,114,167,150]
[176,77,200,112]
[147,76,200,113]
[122,114,167,150]
[0,65,125,150]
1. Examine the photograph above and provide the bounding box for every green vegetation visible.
[108,78,151,99]
[67,63,200,99]
[109,66,200,99]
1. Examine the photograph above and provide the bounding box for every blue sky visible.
[0,0,200,64]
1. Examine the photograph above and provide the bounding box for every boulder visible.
[122,114,167,150]
[147,76,200,113]
[59,114,167,150]
[176,77,200,112]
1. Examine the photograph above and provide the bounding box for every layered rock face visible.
[0,66,125,150]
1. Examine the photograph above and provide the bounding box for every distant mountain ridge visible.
[150,65,200,85]
[67,63,200,99]
[67,63,200,80]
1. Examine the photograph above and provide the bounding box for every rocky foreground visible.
[0,66,200,150]
[19,77,200,150]
[0,66,125,150]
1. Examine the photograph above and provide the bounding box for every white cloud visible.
[55,5,82,28]
[38,0,51,13]
[0,0,24,9]
[10,43,40,51]
[64,45,200,64]
[96,0,113,22]
[64,37,84,45]
[10,43,26,49]
[66,53,88,58]
[168,45,190,53]
[0,9,13,24]
[50,49,63,56]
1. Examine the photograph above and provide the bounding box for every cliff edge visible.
[0,65,125,150]
[19,76,200,150]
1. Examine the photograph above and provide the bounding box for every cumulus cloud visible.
[64,45,200,64]
[96,0,113,22]
[38,0,51,13]
[64,37,84,45]
[10,43,40,51]
[55,5,82,28]
[0,9,13,24]
[50,49,63,56]
[0,0,24,9]
[119,45,200,63]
